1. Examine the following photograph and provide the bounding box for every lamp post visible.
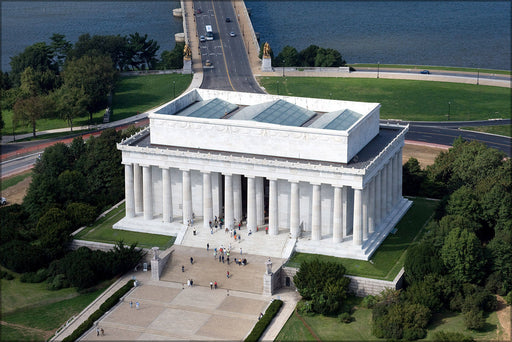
[448,101,451,121]
[173,81,176,98]
[277,81,279,95]
[477,68,480,85]
[282,60,285,77]
[377,61,380,79]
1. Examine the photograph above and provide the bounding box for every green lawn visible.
[75,202,175,249]
[349,64,511,75]
[258,77,511,122]
[1,171,32,191]
[2,73,192,136]
[1,270,109,342]
[462,124,512,137]
[286,197,438,280]
[276,303,500,341]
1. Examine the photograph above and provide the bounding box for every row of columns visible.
[123,150,403,245]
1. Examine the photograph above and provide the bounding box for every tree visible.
[9,42,57,87]
[441,228,486,284]
[69,33,129,71]
[49,33,72,69]
[127,32,160,70]
[13,95,53,137]
[404,242,444,283]
[158,42,185,70]
[294,259,350,315]
[52,85,89,130]
[298,45,319,67]
[62,55,118,121]
[402,157,426,196]
[275,45,300,67]
[314,48,346,67]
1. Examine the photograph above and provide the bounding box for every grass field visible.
[258,77,511,122]
[276,301,500,341]
[75,202,175,249]
[286,197,438,280]
[1,271,109,342]
[1,73,192,136]
[463,125,512,137]
[349,64,511,75]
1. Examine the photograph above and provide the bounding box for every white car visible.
[1,197,6,205]
[229,32,236,37]
[199,35,206,42]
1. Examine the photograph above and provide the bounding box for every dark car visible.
[420,70,430,74]
[225,17,231,22]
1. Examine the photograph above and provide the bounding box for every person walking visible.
[130,301,133,308]
[96,327,100,336]
[214,281,217,289]
[210,281,213,290]
[222,255,225,263]
[182,265,185,272]
[101,328,104,336]
[136,302,140,310]
[240,248,242,255]
[227,271,230,279]
[190,257,194,264]
[207,243,209,251]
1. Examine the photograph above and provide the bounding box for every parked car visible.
[420,70,430,74]
[199,35,206,42]
[225,17,231,22]
[1,197,6,205]
[205,60,212,66]
[229,32,236,37]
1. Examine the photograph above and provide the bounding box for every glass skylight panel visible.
[252,100,315,126]
[323,109,363,131]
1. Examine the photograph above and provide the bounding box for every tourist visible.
[207,243,209,251]
[187,279,191,287]
[210,281,213,290]
[130,301,133,308]
[214,251,217,259]
[182,265,185,272]
[219,255,221,262]
[190,257,194,264]
[193,227,196,235]
[96,327,100,336]
[222,255,225,263]
[227,271,230,279]
[136,302,140,309]
[190,279,193,286]
[265,226,269,234]
[101,328,104,336]
[214,281,217,289]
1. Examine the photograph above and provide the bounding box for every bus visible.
[205,25,214,40]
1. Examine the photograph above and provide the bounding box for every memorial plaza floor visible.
[59,225,300,341]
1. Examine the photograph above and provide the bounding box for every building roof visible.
[156,98,238,119]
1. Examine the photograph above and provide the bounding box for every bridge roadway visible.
[193,0,263,93]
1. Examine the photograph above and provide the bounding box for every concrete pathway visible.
[52,245,300,341]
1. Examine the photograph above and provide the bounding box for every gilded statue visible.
[263,42,271,58]
[183,44,192,59]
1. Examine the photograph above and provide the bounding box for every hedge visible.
[61,279,135,342]
[245,299,283,342]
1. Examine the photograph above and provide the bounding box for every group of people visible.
[209,280,218,289]
[96,327,105,336]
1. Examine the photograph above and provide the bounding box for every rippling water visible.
[2,1,510,71]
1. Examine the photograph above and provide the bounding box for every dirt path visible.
[0,320,53,340]
[1,172,32,205]
[496,295,511,341]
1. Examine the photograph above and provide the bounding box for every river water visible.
[1,1,510,72]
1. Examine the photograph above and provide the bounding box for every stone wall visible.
[276,266,404,297]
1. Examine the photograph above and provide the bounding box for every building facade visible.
[115,88,411,260]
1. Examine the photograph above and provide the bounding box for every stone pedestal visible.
[261,57,272,72]
[183,58,192,74]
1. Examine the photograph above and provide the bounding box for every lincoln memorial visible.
[114,88,411,260]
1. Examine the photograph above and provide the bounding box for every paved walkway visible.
[52,245,300,341]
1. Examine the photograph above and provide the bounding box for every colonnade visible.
[123,151,403,246]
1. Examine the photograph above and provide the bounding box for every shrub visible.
[245,299,283,342]
[360,295,377,308]
[463,309,485,331]
[338,312,353,323]
[66,202,98,227]
[47,274,69,291]
[0,270,14,280]
[433,331,475,342]
[20,268,48,283]
[296,300,314,316]
[505,291,512,305]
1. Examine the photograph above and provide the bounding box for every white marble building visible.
[114,88,411,260]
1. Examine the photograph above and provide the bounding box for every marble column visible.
[333,186,343,243]
[162,167,172,223]
[224,174,234,229]
[398,150,403,200]
[311,184,321,241]
[395,152,401,205]
[368,178,376,234]
[142,165,153,220]
[380,164,387,220]
[342,186,351,238]
[203,172,213,229]
[386,160,393,213]
[256,177,264,226]
[247,176,256,232]
[290,181,300,238]
[269,179,278,235]
[134,163,143,213]
[362,185,369,241]
[233,174,242,223]
[182,170,192,224]
[375,170,382,227]
[124,164,135,218]
[353,188,363,246]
